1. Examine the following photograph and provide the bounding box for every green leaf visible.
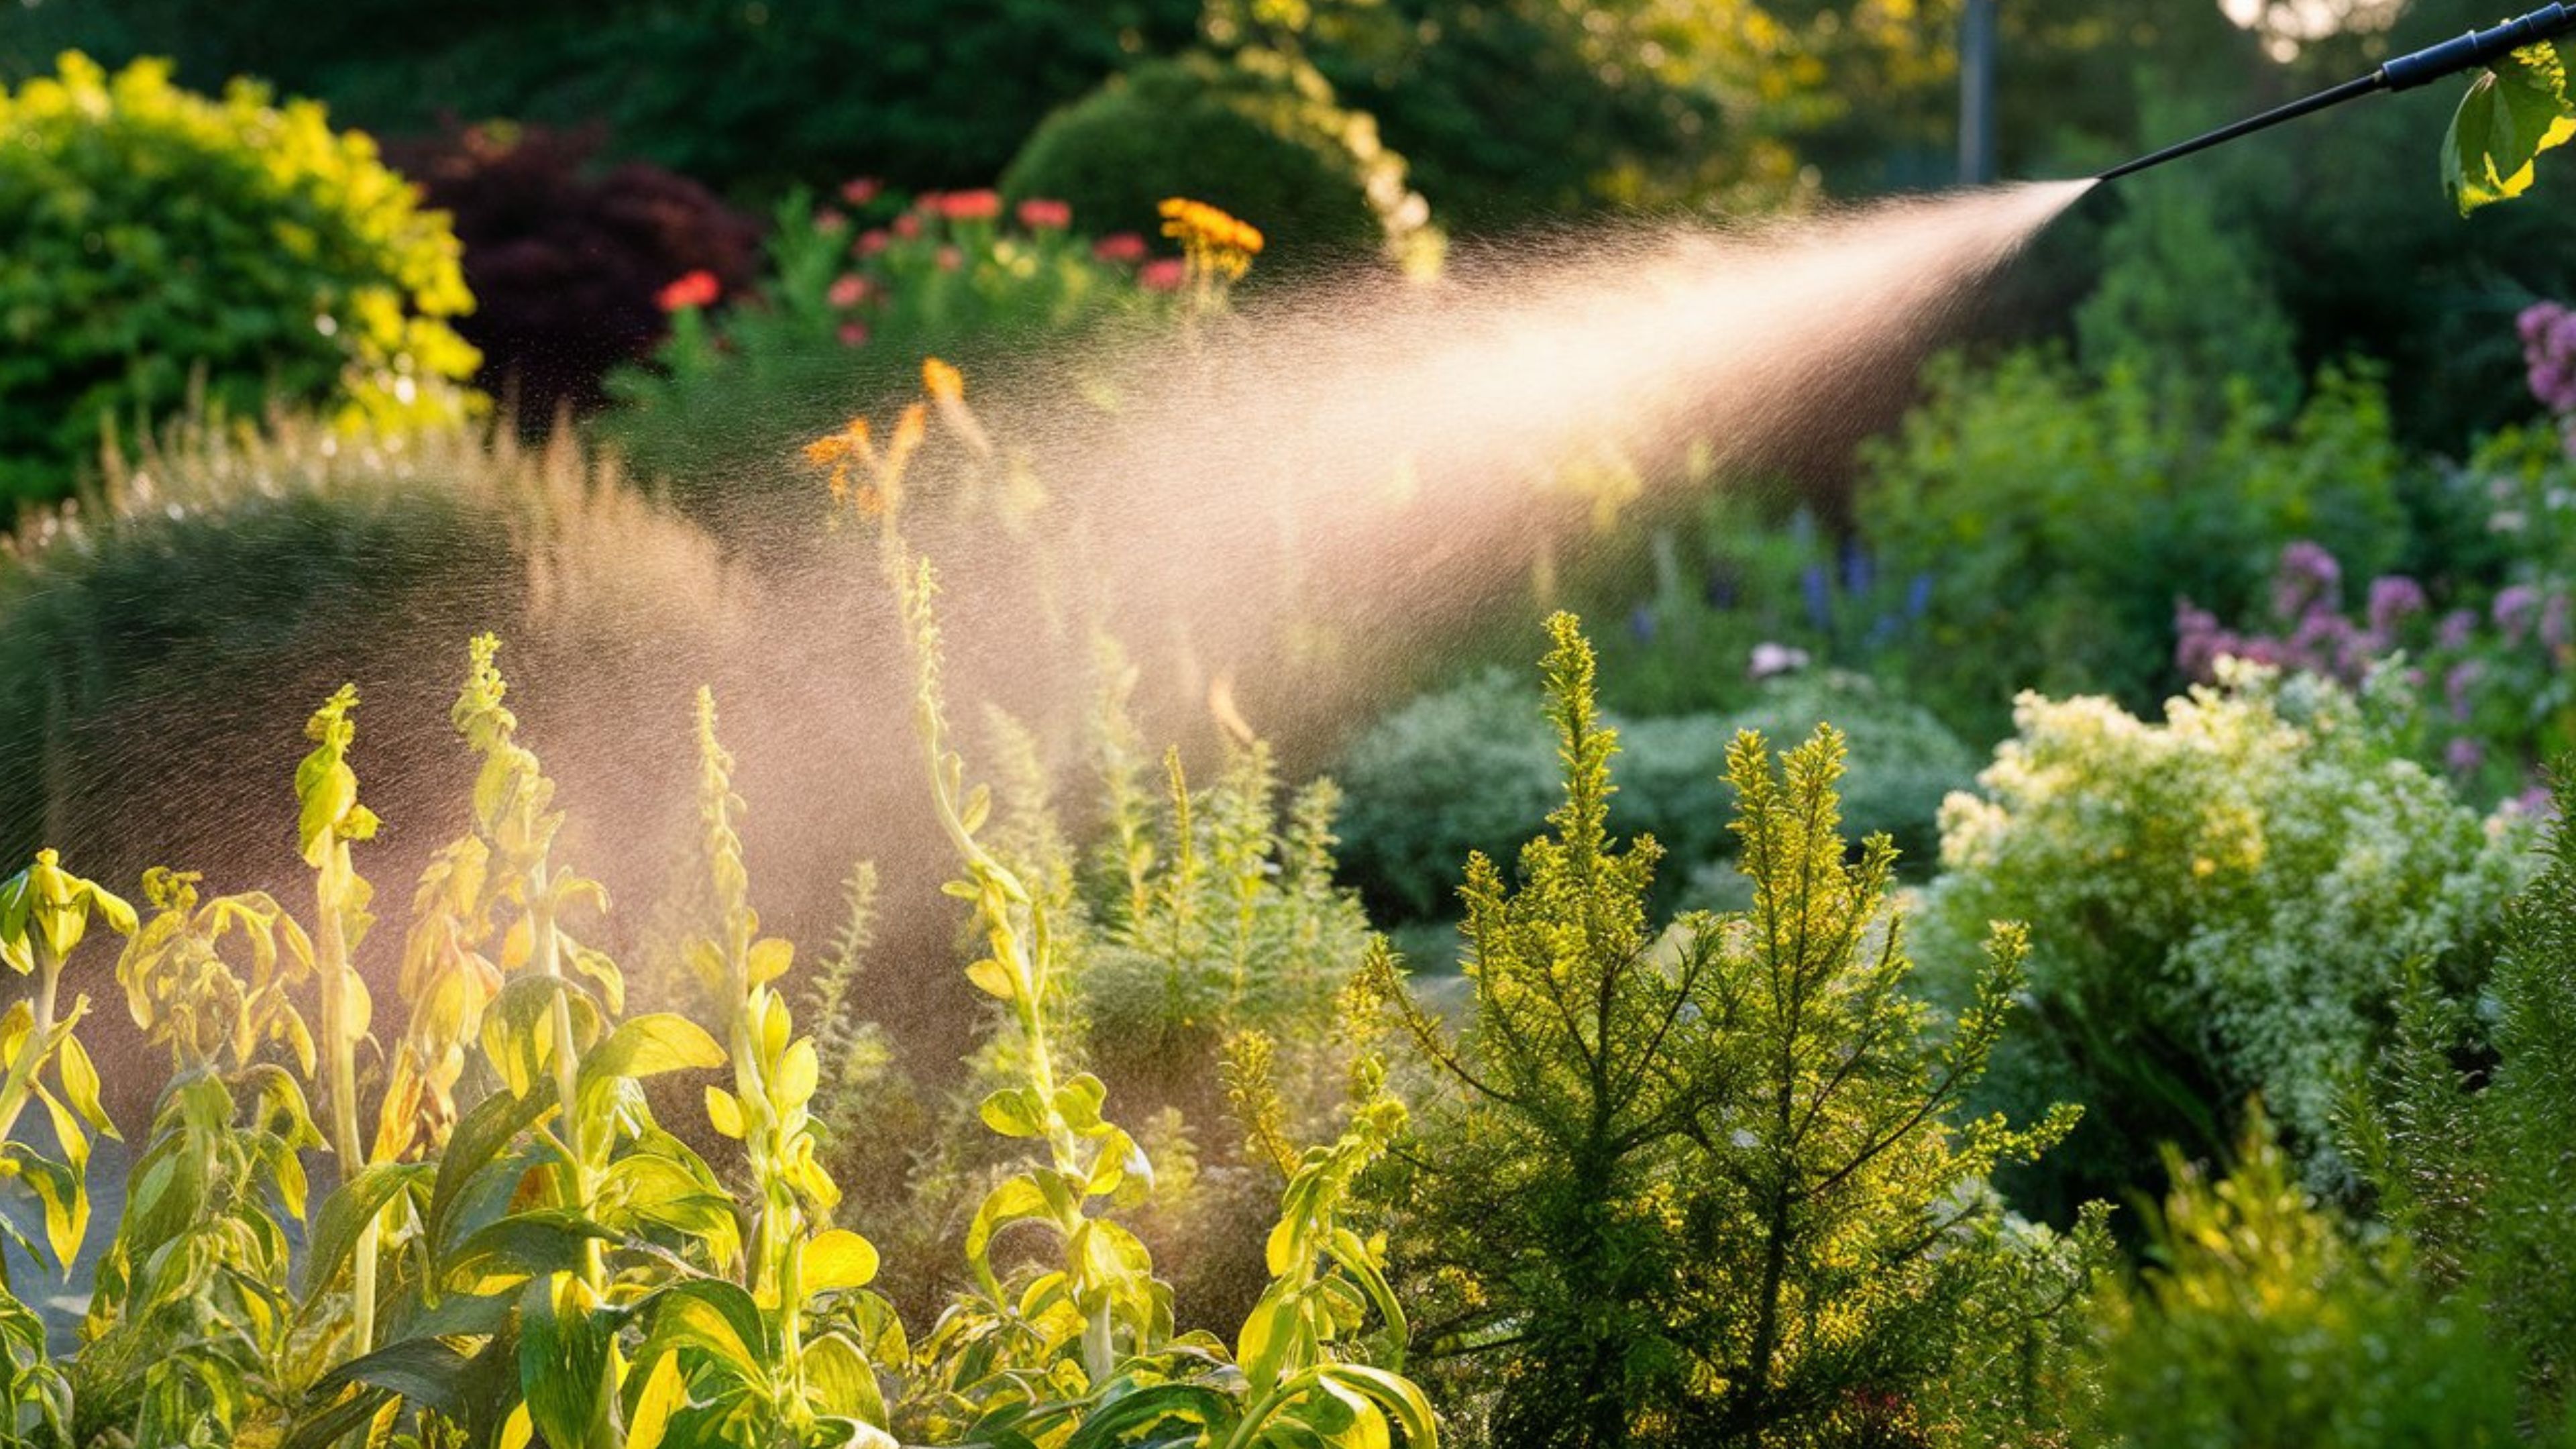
[449,1210,615,1283]
[578,1013,724,1094]
[54,1032,111,1138]
[637,1279,767,1381]
[977,1086,1046,1139]
[519,1275,612,1449]
[1061,1382,1236,1449]
[317,1336,476,1423]
[965,1175,1054,1292]
[1055,1073,1109,1134]
[802,1332,886,1427]
[431,1085,555,1253]
[21,1154,84,1273]
[303,1161,433,1303]
[626,1351,686,1449]
[1314,1366,1438,1449]
[2445,40,2576,214]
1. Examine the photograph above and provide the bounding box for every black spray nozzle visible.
[2099,2,2576,182]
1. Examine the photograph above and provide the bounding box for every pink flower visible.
[655,269,721,313]
[1138,257,1187,292]
[936,246,963,272]
[840,176,882,206]
[814,207,847,233]
[839,321,869,347]
[936,189,1002,221]
[1092,232,1148,264]
[857,229,893,256]
[828,274,869,308]
[893,213,922,239]
[1017,197,1072,230]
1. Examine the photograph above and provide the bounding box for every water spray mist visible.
[2100,3,2576,181]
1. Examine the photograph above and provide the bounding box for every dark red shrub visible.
[386,121,761,421]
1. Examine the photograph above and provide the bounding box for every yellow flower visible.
[1157,196,1264,282]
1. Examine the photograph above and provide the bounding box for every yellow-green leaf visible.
[626,1352,685,1449]
[706,1086,746,1139]
[804,1228,880,1293]
[964,956,1016,1001]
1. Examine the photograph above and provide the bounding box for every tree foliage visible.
[1373,613,2088,1448]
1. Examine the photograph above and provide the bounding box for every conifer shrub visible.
[2084,1112,2535,1449]
[1917,663,2531,1220]
[1366,613,2096,1448]
[0,54,479,506]
[2357,765,2576,1426]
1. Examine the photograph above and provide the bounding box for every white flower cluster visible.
[1921,663,2535,1190]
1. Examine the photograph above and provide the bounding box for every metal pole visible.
[1960,0,1998,186]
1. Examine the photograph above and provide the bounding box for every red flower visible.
[1092,232,1148,264]
[936,189,1002,221]
[814,206,847,233]
[1138,257,1187,292]
[857,229,893,256]
[893,213,922,239]
[840,176,882,206]
[1016,197,1072,230]
[655,269,721,312]
[839,321,869,347]
[828,274,869,308]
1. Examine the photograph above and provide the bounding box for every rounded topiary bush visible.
[0,54,480,504]
[1000,48,1432,268]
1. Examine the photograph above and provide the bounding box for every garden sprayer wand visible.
[2099,3,2576,180]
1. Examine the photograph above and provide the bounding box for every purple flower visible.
[2546,592,2573,653]
[2367,576,2427,635]
[2446,659,2485,721]
[2496,584,2543,644]
[2437,608,2478,651]
[1843,543,1876,598]
[2446,735,2487,775]
[2526,300,2576,413]
[2175,600,2237,681]
[2273,541,2341,622]
[1801,564,1833,635]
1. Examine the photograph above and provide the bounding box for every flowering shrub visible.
[0,54,479,504]
[1917,665,2531,1216]
[2177,535,2576,803]
[601,184,1177,498]
[383,121,760,421]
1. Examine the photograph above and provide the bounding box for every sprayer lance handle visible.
[2379,2,2576,91]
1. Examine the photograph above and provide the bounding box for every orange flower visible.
[922,356,965,402]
